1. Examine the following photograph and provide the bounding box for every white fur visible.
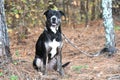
[51,16,57,23]
[36,58,43,68]
[50,15,59,34]
[50,26,58,33]
[45,39,61,58]
[49,39,61,58]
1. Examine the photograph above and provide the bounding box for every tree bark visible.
[85,0,89,27]
[80,0,85,21]
[91,0,96,20]
[102,0,116,56]
[0,0,11,61]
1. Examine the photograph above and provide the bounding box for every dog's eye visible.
[49,13,53,17]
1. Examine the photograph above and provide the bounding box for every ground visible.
[0,20,120,80]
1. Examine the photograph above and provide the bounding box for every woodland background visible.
[5,0,119,28]
[0,0,120,80]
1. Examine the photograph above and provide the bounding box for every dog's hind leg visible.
[56,47,64,76]
[33,57,44,72]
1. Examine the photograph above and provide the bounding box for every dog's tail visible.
[62,62,70,68]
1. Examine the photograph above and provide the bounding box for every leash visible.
[62,33,96,57]
[62,33,119,57]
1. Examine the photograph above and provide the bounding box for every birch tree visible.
[101,0,116,56]
[0,0,11,62]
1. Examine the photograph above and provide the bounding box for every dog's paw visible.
[57,68,65,76]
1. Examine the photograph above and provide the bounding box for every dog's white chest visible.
[46,39,61,58]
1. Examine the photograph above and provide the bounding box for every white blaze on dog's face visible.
[50,15,60,33]
[44,10,64,34]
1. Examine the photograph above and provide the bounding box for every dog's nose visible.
[52,18,56,22]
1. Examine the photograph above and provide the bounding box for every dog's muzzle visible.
[51,16,60,26]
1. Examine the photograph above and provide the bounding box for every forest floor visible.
[0,19,120,80]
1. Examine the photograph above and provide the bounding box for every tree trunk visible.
[102,0,116,56]
[91,0,96,20]
[80,0,85,21]
[85,0,89,27]
[0,0,11,62]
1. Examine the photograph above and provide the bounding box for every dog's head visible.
[44,10,64,33]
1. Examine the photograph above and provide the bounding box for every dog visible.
[33,10,69,76]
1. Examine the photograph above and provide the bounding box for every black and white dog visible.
[33,10,69,76]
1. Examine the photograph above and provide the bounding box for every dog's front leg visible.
[42,47,52,75]
[42,55,47,75]
[56,47,64,76]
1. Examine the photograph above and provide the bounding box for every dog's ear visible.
[59,11,65,16]
[44,10,49,16]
